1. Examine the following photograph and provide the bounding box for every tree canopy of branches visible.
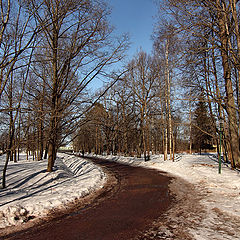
[2,0,240,190]
[0,0,128,188]
[73,49,184,160]
[153,0,240,167]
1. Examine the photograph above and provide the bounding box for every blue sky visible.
[89,0,158,91]
[108,0,158,60]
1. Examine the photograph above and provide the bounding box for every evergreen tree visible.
[192,95,213,154]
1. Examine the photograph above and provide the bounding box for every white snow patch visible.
[0,153,106,228]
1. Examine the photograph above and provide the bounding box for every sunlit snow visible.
[0,153,106,228]
[1,152,240,239]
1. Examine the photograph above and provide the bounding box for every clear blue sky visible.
[89,0,158,91]
[108,0,158,59]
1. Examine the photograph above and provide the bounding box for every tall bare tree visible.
[158,0,240,166]
[127,51,158,160]
[27,0,128,171]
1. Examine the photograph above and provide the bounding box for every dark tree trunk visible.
[47,141,56,172]
[2,152,10,189]
[44,144,48,159]
[217,0,240,166]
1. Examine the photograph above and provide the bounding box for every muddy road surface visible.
[3,157,174,240]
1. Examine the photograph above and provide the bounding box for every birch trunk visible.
[189,100,192,154]
[165,40,171,160]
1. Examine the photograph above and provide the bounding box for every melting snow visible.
[93,153,240,239]
[0,153,106,228]
[1,152,240,239]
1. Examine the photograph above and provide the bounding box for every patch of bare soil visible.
[135,173,240,240]
[134,176,206,240]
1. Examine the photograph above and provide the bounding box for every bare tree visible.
[153,22,180,161]
[27,0,128,171]
[0,0,40,100]
[158,0,240,166]
[126,51,158,160]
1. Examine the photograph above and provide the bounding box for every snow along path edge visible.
[0,153,107,229]
[89,153,240,240]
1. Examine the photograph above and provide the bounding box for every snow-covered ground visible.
[0,153,106,229]
[89,153,240,240]
[1,152,240,239]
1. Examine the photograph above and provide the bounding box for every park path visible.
[3,156,173,240]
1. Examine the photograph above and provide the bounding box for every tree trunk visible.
[2,70,15,188]
[2,111,14,188]
[189,100,192,154]
[47,141,56,172]
[162,126,165,156]
[172,131,175,161]
[17,147,20,161]
[47,8,60,172]
[44,144,48,159]
[164,126,168,160]
[47,101,59,171]
[229,0,240,158]
[164,39,172,160]
[217,1,240,166]
[14,149,17,163]
[37,114,44,161]
[1,152,10,189]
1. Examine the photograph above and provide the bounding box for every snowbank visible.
[0,153,106,228]
[90,153,240,240]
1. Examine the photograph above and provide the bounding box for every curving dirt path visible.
[2,156,174,240]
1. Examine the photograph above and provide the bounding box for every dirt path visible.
[2,156,175,240]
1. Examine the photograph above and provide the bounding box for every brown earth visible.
[1,156,202,240]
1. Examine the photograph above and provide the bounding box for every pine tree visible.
[192,95,213,154]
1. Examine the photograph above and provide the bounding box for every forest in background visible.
[74,0,240,168]
[0,0,240,189]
